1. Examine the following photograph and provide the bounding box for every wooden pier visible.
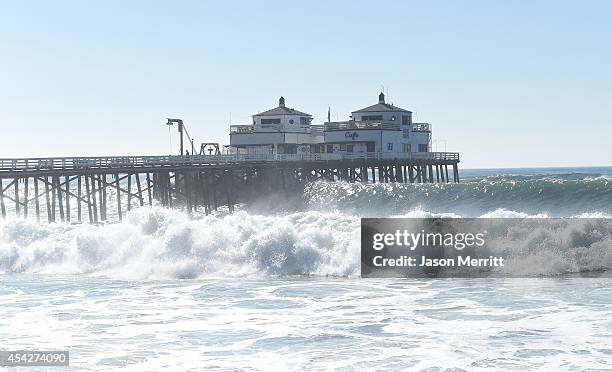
[0,152,459,223]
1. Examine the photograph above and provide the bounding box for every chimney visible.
[378,92,385,104]
[279,96,286,107]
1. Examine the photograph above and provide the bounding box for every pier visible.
[0,152,459,223]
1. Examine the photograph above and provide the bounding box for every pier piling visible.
[0,153,460,223]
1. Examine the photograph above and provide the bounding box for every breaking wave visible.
[0,208,361,279]
[304,174,612,217]
[0,206,611,279]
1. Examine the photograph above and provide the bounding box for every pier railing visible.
[0,152,459,173]
[324,121,401,131]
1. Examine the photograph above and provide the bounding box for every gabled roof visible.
[254,106,312,117]
[254,96,312,117]
[352,92,412,114]
[352,102,412,114]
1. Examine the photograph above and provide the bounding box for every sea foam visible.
[1,206,611,279]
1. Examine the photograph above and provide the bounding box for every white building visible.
[324,92,431,154]
[230,97,324,155]
[229,93,431,155]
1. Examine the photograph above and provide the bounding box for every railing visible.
[230,125,255,133]
[310,125,324,136]
[0,152,459,173]
[412,123,431,132]
[232,122,428,134]
[324,121,401,131]
[231,124,324,135]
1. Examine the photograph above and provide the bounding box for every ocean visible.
[1,167,611,371]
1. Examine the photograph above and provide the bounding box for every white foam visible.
[1,206,610,279]
[0,207,361,279]
[479,208,549,218]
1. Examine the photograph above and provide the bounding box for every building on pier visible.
[229,93,432,155]
[0,93,459,223]
[324,92,431,154]
[229,96,324,155]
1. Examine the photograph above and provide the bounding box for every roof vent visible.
[378,92,385,104]
[279,96,286,107]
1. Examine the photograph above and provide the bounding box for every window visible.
[387,143,393,151]
[326,144,333,153]
[362,115,383,121]
[346,145,354,153]
[281,144,297,154]
[261,118,280,125]
[418,144,428,152]
[402,129,409,138]
[289,119,294,124]
[366,142,375,152]
[300,117,310,125]
[403,144,411,153]
[402,115,410,125]
[340,144,347,151]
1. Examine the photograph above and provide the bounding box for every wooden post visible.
[135,174,144,206]
[90,176,98,223]
[23,177,29,218]
[85,175,93,224]
[14,179,20,217]
[56,177,65,222]
[167,173,173,208]
[212,170,218,211]
[65,177,70,222]
[202,172,210,215]
[0,179,6,218]
[127,174,132,211]
[224,170,233,213]
[34,177,40,221]
[50,177,57,222]
[146,173,153,206]
[445,165,450,183]
[158,174,165,206]
[116,173,122,221]
[44,176,52,223]
[98,175,105,220]
[77,176,82,222]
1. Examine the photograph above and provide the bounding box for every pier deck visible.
[0,152,460,223]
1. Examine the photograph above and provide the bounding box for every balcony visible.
[412,123,431,132]
[324,120,400,131]
[230,125,255,133]
[231,124,324,135]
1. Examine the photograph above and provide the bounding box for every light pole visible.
[440,139,447,153]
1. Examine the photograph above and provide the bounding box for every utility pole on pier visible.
[166,118,197,156]
[166,118,185,155]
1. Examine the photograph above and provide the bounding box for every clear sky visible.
[1,0,611,168]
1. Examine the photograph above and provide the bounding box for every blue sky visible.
[1,0,611,168]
